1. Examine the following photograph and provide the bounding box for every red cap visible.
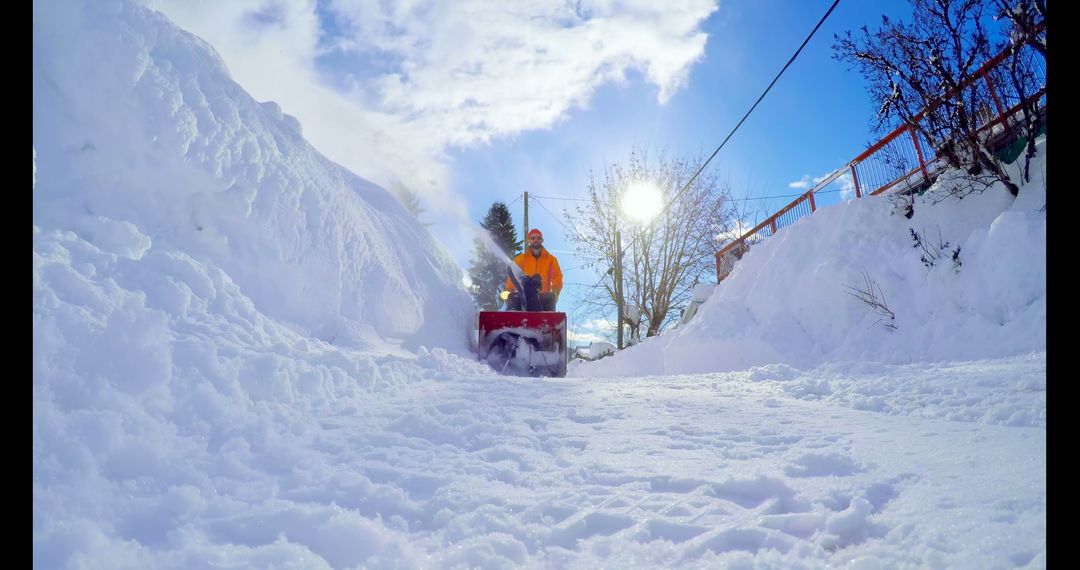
[528,228,543,238]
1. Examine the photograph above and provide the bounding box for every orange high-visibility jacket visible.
[505,247,563,294]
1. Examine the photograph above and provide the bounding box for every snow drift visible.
[575,140,1046,376]
[33,0,472,354]
[32,0,1044,567]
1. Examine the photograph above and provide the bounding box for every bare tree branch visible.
[833,0,1045,200]
[565,147,735,339]
[844,271,898,330]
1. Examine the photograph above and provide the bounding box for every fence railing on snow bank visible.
[715,38,1046,282]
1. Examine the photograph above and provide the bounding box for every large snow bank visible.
[33,0,472,353]
[577,139,1046,376]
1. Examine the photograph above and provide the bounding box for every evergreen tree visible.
[468,202,522,310]
[390,181,434,227]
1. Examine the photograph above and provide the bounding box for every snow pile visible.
[33,0,472,353]
[32,0,1044,567]
[33,205,493,566]
[577,142,1046,376]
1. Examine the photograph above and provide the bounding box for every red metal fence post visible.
[707,38,1041,284]
[983,72,1006,116]
[850,164,862,198]
[982,71,1009,133]
[908,126,929,184]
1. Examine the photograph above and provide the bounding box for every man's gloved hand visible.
[499,290,511,301]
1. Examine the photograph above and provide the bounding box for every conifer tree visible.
[468,202,522,310]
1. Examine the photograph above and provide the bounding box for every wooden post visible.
[523,191,529,253]
[615,230,624,350]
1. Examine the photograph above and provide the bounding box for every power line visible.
[655,0,842,225]
[531,195,589,202]
[544,248,601,257]
[531,197,605,256]
[565,260,602,271]
[520,195,609,325]
[564,269,614,329]
[529,197,572,232]
[570,270,613,297]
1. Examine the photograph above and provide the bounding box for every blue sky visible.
[154,0,919,344]
[445,0,915,340]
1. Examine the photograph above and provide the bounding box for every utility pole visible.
[615,229,623,350]
[522,191,529,253]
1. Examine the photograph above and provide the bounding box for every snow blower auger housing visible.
[478,270,568,378]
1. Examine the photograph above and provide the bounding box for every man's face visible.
[529,235,543,250]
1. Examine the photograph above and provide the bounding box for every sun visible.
[621,180,664,223]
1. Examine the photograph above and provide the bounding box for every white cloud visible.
[568,317,616,344]
[150,0,718,204]
[837,171,856,200]
[788,174,812,189]
[810,169,858,200]
[716,218,755,244]
[789,170,857,200]
[568,330,608,345]
[581,318,615,332]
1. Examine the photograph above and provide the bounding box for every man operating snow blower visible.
[503,228,563,311]
[478,228,568,377]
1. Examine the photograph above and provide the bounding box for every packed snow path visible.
[33,0,1045,565]
[119,353,1035,569]
[333,358,1044,568]
[34,344,1045,569]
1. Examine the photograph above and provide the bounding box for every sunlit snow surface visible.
[33,0,1045,567]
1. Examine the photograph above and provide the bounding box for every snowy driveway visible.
[273,353,1045,568]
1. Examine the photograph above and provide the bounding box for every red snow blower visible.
[477,268,567,377]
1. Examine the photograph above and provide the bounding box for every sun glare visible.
[621,181,664,223]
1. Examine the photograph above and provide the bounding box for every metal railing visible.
[715,37,1045,282]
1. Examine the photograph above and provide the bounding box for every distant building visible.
[571,341,616,361]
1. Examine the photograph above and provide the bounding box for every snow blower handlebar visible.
[506,266,544,312]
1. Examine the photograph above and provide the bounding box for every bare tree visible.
[994,0,1045,57]
[833,0,1045,199]
[565,147,735,339]
[991,0,1046,182]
